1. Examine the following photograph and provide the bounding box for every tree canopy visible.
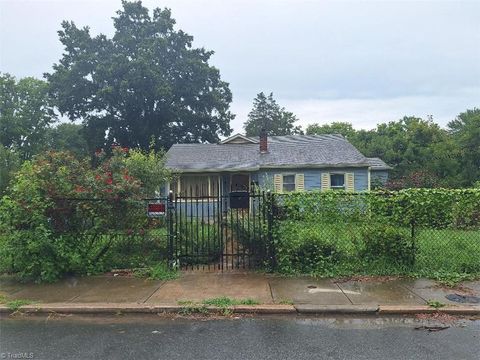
[46,0,234,152]
[306,113,480,188]
[45,123,89,158]
[0,73,56,159]
[244,92,302,137]
[306,122,356,139]
[447,108,480,186]
[0,145,20,195]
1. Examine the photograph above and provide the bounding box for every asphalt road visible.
[1,316,479,360]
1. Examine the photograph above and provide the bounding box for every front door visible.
[231,174,250,192]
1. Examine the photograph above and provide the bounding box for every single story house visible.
[164,132,391,199]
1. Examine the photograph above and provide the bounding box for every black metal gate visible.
[166,190,276,271]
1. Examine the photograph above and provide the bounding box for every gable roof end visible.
[220,133,258,144]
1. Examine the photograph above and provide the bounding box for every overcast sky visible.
[1,0,479,132]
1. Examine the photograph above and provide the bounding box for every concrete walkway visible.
[1,273,479,310]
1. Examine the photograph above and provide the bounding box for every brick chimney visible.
[260,128,268,153]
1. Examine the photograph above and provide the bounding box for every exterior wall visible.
[175,198,220,218]
[167,167,372,195]
[165,167,376,217]
[255,168,370,192]
[370,170,389,188]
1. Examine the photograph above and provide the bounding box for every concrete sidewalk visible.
[1,273,479,315]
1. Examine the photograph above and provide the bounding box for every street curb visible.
[0,303,297,315]
[1,304,478,316]
[232,305,296,314]
[378,305,480,315]
[295,305,379,314]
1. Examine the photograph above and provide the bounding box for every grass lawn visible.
[416,228,480,273]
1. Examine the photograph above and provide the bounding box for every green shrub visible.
[276,221,344,274]
[360,224,415,266]
[278,188,480,229]
[102,229,168,269]
[0,149,170,282]
[290,237,341,273]
[280,191,367,223]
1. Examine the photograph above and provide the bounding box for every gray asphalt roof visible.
[365,157,393,170]
[166,134,390,172]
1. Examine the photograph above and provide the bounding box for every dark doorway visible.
[231,174,250,192]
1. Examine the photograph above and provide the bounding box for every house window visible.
[330,174,345,190]
[176,175,219,197]
[282,175,296,192]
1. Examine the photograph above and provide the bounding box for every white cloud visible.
[229,87,480,133]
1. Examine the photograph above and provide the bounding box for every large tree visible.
[46,1,233,151]
[0,73,56,159]
[244,92,302,137]
[448,108,480,186]
[353,116,458,186]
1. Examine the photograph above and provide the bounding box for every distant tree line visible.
[304,112,480,188]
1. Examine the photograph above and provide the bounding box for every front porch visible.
[168,172,257,201]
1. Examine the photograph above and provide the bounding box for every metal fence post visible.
[167,190,175,268]
[267,191,277,271]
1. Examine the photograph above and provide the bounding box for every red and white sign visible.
[147,203,166,217]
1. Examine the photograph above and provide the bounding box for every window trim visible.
[282,173,296,193]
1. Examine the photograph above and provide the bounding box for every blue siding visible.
[371,170,389,188]
[305,170,321,189]
[352,169,369,191]
[176,200,220,219]
[254,168,370,191]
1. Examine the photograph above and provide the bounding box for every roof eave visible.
[167,163,374,173]
[258,163,372,169]
[167,167,260,173]
[370,166,393,171]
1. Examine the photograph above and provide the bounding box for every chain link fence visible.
[272,191,480,276]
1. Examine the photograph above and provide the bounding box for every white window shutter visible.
[273,174,283,193]
[321,173,330,191]
[346,172,355,192]
[295,174,305,192]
